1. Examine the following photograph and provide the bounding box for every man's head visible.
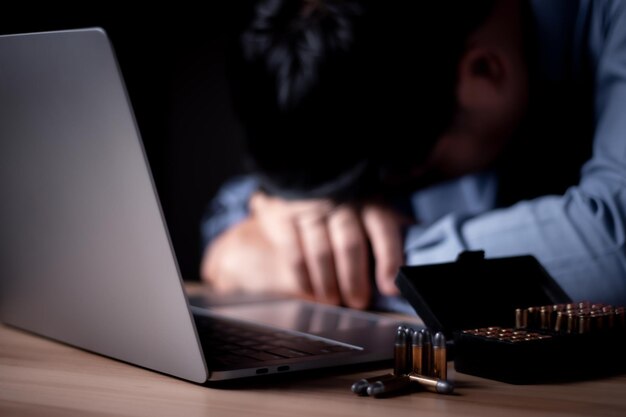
[229,0,529,199]
[424,0,529,179]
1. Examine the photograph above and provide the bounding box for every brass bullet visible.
[351,373,396,396]
[433,332,447,381]
[411,329,423,375]
[394,327,408,376]
[408,373,454,395]
[515,308,528,329]
[421,329,433,377]
[367,375,412,397]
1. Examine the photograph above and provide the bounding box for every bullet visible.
[433,332,447,380]
[592,312,605,330]
[554,311,565,333]
[515,308,528,329]
[411,329,423,375]
[366,375,412,397]
[567,313,578,334]
[579,315,590,334]
[394,327,408,376]
[408,373,454,395]
[351,373,396,396]
[420,329,432,377]
[606,311,615,329]
[406,328,415,373]
[540,306,552,330]
[616,307,625,328]
[527,306,541,328]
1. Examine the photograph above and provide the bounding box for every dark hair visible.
[228,0,495,200]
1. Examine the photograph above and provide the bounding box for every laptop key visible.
[196,315,359,365]
[235,339,261,347]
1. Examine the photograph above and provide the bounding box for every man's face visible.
[405,7,531,187]
[401,0,530,185]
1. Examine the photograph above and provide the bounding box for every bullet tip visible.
[366,382,385,397]
[436,380,455,394]
[433,331,446,347]
[351,379,369,395]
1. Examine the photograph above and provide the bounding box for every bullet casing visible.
[420,329,432,377]
[408,373,454,395]
[394,328,408,375]
[351,373,395,396]
[367,375,412,397]
[433,332,447,380]
[411,330,423,375]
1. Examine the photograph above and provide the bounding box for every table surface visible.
[2,296,626,417]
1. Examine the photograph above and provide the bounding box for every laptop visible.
[0,28,410,383]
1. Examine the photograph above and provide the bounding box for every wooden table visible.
[2,321,626,417]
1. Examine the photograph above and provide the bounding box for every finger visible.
[296,215,341,305]
[268,217,313,295]
[251,195,313,295]
[327,205,370,309]
[361,204,404,296]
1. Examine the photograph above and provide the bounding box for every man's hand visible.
[201,192,405,309]
[201,216,285,294]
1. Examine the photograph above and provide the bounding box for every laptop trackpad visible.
[189,296,402,339]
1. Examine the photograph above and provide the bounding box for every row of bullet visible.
[462,327,552,343]
[515,302,625,334]
[351,326,453,397]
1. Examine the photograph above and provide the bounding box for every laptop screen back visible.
[0,28,207,382]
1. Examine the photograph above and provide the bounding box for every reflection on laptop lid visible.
[0,28,407,382]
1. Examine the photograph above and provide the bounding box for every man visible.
[201,0,626,309]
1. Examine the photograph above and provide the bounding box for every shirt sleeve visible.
[404,0,626,306]
[200,175,259,251]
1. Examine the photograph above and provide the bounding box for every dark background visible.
[0,5,249,281]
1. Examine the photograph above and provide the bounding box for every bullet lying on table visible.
[351,373,396,396]
[358,373,455,397]
[366,375,412,397]
[408,373,455,395]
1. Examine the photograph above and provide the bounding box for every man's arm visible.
[200,176,405,308]
[200,175,259,250]
[405,1,626,305]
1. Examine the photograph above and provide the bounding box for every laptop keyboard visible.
[194,314,360,369]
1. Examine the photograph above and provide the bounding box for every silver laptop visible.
[0,28,408,382]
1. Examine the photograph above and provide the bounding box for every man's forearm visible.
[200,175,259,250]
